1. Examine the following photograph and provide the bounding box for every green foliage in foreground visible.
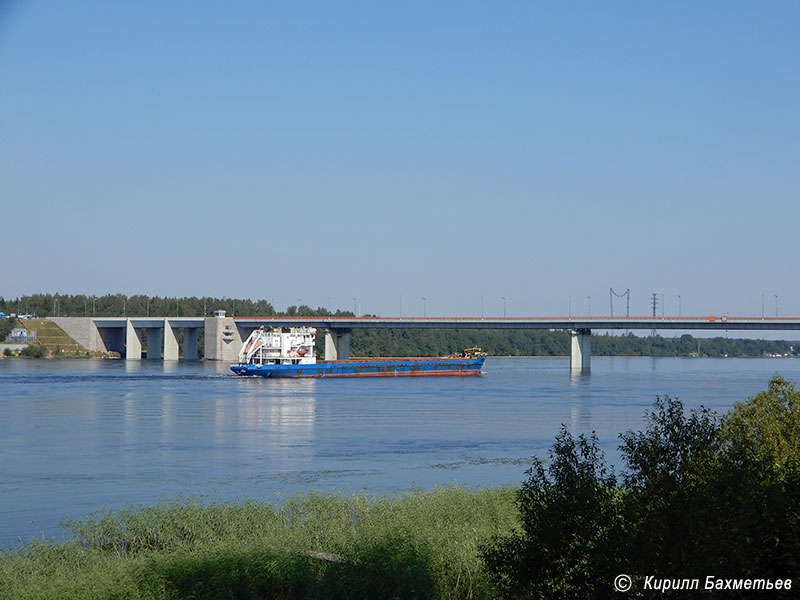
[483,375,800,599]
[0,486,518,600]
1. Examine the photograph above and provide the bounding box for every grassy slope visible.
[0,486,518,600]
[20,319,88,357]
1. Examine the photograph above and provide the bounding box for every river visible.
[1,356,798,547]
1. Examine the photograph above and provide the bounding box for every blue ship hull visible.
[230,356,486,378]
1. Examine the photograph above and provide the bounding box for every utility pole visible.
[650,293,658,337]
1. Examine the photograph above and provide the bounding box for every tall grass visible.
[0,486,518,599]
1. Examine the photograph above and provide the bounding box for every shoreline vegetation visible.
[1,294,798,360]
[2,376,798,599]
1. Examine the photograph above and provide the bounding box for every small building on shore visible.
[7,328,36,344]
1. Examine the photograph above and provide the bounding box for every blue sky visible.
[1,1,798,318]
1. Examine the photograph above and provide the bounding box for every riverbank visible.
[0,486,517,600]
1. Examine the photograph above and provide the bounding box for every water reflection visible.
[124,360,142,374]
[235,380,317,470]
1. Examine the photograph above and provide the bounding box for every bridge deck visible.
[230,316,800,331]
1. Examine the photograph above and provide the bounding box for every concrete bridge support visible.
[163,320,179,360]
[146,328,162,359]
[324,329,351,360]
[125,319,142,360]
[204,315,243,362]
[570,329,591,374]
[183,328,199,360]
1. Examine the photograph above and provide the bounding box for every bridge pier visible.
[163,320,179,360]
[125,319,142,360]
[324,329,351,360]
[183,328,198,360]
[146,327,162,359]
[570,329,591,374]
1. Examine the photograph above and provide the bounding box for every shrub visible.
[20,344,46,358]
[484,381,800,599]
[482,430,622,599]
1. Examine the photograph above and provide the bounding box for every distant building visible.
[7,328,36,344]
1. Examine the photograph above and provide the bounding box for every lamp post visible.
[588,295,591,317]
[775,294,779,318]
[569,293,572,318]
[353,297,358,317]
[422,297,427,318]
[481,295,484,318]
[762,292,765,319]
[678,295,682,317]
[502,296,507,318]
[400,295,403,318]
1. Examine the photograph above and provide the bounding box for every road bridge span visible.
[50,314,800,373]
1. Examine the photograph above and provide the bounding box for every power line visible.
[610,288,630,318]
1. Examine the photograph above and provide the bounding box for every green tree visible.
[721,375,800,471]
[482,430,622,599]
[20,344,46,358]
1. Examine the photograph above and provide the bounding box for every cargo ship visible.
[230,326,486,378]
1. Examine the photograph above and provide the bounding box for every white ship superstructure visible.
[238,326,317,365]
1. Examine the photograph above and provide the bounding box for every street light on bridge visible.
[502,296,507,318]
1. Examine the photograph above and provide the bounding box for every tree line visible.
[1,294,797,358]
[0,293,349,319]
[350,329,796,358]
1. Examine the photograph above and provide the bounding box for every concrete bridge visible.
[51,314,800,373]
[51,317,204,361]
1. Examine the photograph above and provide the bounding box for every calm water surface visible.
[2,357,798,546]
